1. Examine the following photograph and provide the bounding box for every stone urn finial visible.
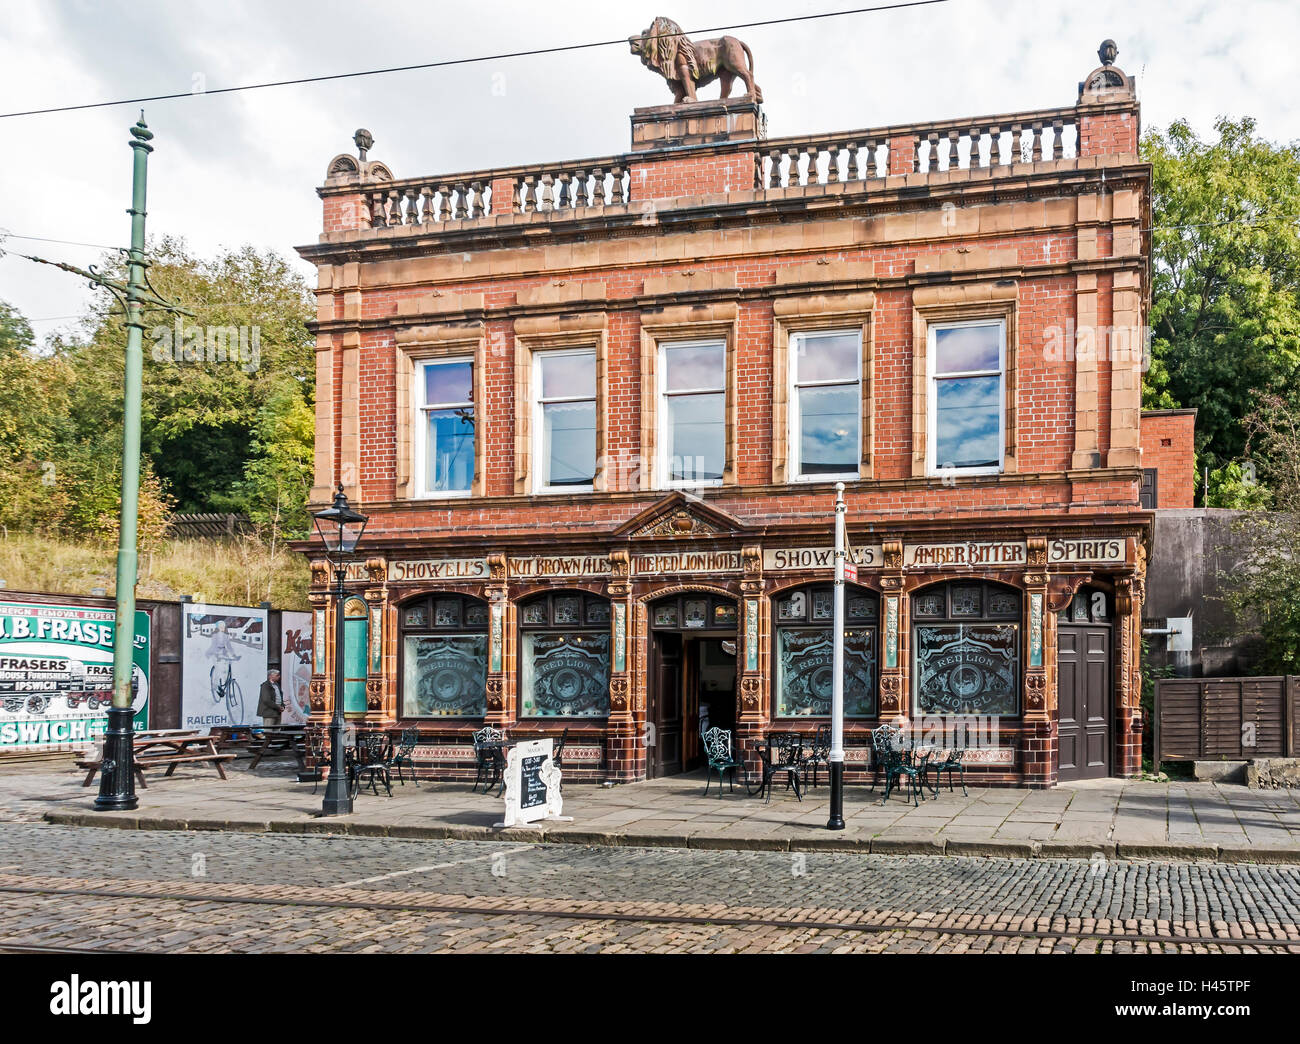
[1098,39,1118,66]
[353,128,374,161]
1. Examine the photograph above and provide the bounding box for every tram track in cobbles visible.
[1,875,1298,954]
[2,824,1299,952]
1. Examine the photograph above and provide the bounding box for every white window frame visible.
[789,328,863,483]
[925,318,1006,478]
[532,347,597,494]
[656,339,727,490]
[414,356,475,499]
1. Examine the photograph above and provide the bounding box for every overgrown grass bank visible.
[0,532,309,610]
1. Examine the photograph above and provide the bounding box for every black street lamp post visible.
[313,485,368,817]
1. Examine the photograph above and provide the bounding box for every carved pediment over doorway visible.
[614,490,748,539]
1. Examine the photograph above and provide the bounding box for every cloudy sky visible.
[2,0,1297,341]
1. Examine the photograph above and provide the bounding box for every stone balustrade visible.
[323,101,1126,237]
[756,108,1082,189]
[368,179,492,228]
[516,162,631,213]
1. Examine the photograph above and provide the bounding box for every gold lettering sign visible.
[510,555,612,579]
[1048,538,1126,565]
[763,546,882,571]
[632,551,742,575]
[389,558,489,582]
[904,542,1028,569]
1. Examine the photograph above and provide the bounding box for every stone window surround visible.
[394,323,487,501]
[911,282,1019,479]
[514,313,609,495]
[772,292,875,485]
[639,302,740,491]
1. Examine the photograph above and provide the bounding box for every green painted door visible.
[343,598,368,714]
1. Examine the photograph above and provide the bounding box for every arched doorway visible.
[647,591,738,777]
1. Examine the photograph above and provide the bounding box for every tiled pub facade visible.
[297,43,1152,787]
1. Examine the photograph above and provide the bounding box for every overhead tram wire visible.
[0,1,953,119]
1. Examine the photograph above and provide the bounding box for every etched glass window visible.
[773,583,878,718]
[520,633,610,717]
[518,592,611,718]
[402,635,488,718]
[911,581,1020,716]
[400,594,489,718]
[791,330,861,480]
[418,358,475,495]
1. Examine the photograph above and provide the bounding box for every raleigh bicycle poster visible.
[180,604,268,731]
[0,600,150,751]
[279,611,313,725]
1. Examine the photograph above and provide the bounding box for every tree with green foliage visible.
[0,238,316,545]
[1220,394,1300,673]
[0,298,174,543]
[1143,117,1300,501]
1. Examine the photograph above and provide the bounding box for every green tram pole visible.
[94,117,158,811]
[7,115,188,810]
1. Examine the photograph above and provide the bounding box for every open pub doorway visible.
[646,593,738,778]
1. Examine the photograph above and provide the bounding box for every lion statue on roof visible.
[629,16,763,104]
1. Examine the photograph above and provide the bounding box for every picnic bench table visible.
[247,725,307,770]
[76,731,236,788]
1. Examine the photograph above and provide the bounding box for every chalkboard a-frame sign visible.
[496,738,570,828]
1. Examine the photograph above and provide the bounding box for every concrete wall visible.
[1143,509,1266,676]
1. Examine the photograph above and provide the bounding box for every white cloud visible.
[2,0,1297,341]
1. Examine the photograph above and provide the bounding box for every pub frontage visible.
[297,36,1152,788]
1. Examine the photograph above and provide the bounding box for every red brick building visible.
[1140,408,1197,508]
[297,41,1153,787]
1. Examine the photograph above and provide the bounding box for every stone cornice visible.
[320,465,1143,516]
[297,155,1149,266]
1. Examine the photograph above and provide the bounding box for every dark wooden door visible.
[650,633,683,778]
[1057,624,1111,780]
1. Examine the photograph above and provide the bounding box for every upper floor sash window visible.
[417,358,475,496]
[534,348,597,492]
[927,320,1005,475]
[658,340,726,487]
[790,329,861,481]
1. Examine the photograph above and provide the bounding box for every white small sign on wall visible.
[495,738,571,828]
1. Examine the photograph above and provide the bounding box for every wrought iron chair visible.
[868,723,901,792]
[391,727,419,785]
[750,731,805,803]
[924,745,968,796]
[471,726,507,794]
[305,726,330,794]
[878,741,929,807]
[802,724,832,788]
[350,730,394,798]
[702,726,747,797]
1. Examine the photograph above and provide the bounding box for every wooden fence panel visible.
[1155,675,1297,762]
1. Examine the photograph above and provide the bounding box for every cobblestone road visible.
[1,823,1298,953]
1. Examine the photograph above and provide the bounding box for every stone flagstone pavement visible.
[3,760,1299,861]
